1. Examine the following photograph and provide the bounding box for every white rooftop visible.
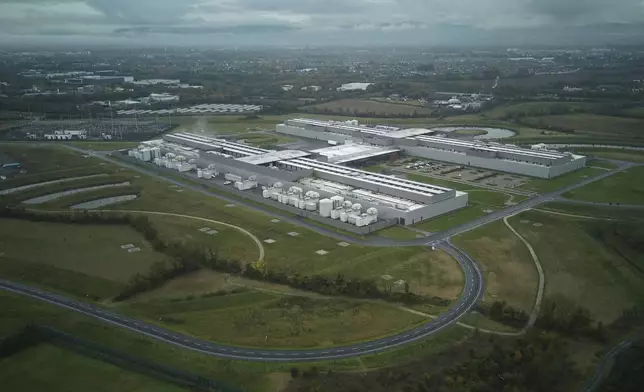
[237,150,311,165]
[310,143,400,163]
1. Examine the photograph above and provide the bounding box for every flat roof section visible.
[311,144,400,163]
[237,150,311,165]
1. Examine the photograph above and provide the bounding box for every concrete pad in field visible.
[316,250,328,255]
[270,219,280,223]
[127,247,141,253]
[264,239,276,244]
[121,244,135,249]
[337,242,350,247]
[226,204,236,208]
[381,274,393,281]
[287,232,299,237]
[520,220,530,224]
[206,230,218,235]
[483,209,494,213]
[176,189,184,193]
[533,223,543,227]
[199,227,212,232]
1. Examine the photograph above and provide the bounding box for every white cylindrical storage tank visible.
[263,189,270,198]
[343,201,353,209]
[348,214,357,224]
[331,208,341,219]
[274,182,283,189]
[340,211,348,222]
[197,169,203,178]
[305,201,317,211]
[352,204,362,213]
[277,194,283,203]
[330,196,344,209]
[290,196,299,207]
[298,200,306,209]
[272,192,279,201]
[319,199,333,217]
[282,195,289,205]
[367,207,378,216]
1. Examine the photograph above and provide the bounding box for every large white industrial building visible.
[134,132,468,227]
[277,118,586,178]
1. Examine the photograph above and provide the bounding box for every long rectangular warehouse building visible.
[163,132,468,225]
[277,118,586,178]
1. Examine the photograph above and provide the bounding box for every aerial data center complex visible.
[129,117,586,232]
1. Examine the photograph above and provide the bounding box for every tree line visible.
[0,205,436,305]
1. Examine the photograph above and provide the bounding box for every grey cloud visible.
[113,23,299,36]
[528,0,644,23]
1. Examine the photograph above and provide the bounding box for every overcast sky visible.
[2,0,644,47]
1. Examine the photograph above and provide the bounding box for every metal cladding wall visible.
[312,170,454,205]
[276,124,353,143]
[401,146,582,178]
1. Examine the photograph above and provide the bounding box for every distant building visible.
[146,93,180,103]
[337,82,373,91]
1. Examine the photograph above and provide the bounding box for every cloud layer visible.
[1,0,644,46]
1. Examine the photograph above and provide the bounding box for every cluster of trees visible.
[0,324,47,358]
[287,331,581,392]
[483,301,530,329]
[536,297,608,343]
[301,106,430,118]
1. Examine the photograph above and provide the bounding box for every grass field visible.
[564,166,644,205]
[520,114,644,137]
[412,207,488,233]
[66,141,140,151]
[539,202,644,221]
[378,226,422,240]
[452,128,487,136]
[586,159,618,169]
[0,292,475,392]
[122,292,425,348]
[484,102,600,120]
[0,218,170,285]
[520,167,605,193]
[510,210,644,323]
[302,99,434,116]
[572,148,644,163]
[0,344,186,392]
[0,144,96,173]
[147,215,261,265]
[452,220,538,312]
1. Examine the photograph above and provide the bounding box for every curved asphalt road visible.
[0,242,483,362]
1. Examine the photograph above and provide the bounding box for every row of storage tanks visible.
[197,164,219,180]
[263,184,320,211]
[152,152,197,172]
[128,147,162,162]
[225,173,259,191]
[262,183,378,227]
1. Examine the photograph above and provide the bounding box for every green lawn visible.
[0,218,170,286]
[510,210,644,323]
[412,207,488,232]
[452,129,487,136]
[147,215,261,265]
[484,102,600,120]
[519,113,644,137]
[452,220,538,312]
[587,159,619,169]
[520,167,605,193]
[538,202,644,221]
[0,344,186,392]
[0,144,97,173]
[67,141,141,151]
[564,166,644,205]
[378,226,421,240]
